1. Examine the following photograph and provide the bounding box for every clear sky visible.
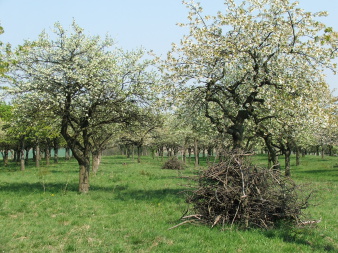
[0,0,337,93]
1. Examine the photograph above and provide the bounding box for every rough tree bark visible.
[92,150,102,175]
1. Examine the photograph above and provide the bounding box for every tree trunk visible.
[65,146,71,160]
[284,144,291,177]
[167,146,172,157]
[45,147,50,166]
[25,147,30,164]
[92,150,102,175]
[268,151,272,169]
[67,143,91,193]
[3,149,9,166]
[53,138,59,163]
[295,146,300,166]
[263,134,280,171]
[328,145,333,156]
[207,147,213,164]
[32,147,36,162]
[20,148,25,171]
[194,138,199,167]
[79,162,90,193]
[69,145,91,193]
[19,136,25,171]
[229,123,245,150]
[78,134,91,193]
[188,147,192,158]
[126,145,131,158]
[302,148,306,157]
[61,95,92,193]
[13,150,17,162]
[151,148,155,159]
[54,147,59,163]
[232,133,242,150]
[137,144,142,163]
[35,144,40,168]
[271,151,280,171]
[244,136,253,151]
[214,149,219,163]
[173,146,179,156]
[158,146,164,161]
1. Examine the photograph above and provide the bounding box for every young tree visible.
[166,0,337,150]
[6,21,159,193]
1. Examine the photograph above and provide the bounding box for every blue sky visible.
[0,0,337,92]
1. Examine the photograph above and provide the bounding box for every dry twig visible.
[183,151,313,229]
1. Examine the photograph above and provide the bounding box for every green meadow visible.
[0,155,337,252]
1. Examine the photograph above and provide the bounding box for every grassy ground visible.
[0,154,337,252]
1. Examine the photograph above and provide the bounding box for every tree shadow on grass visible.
[0,182,135,194]
[112,188,187,202]
[298,169,338,174]
[296,170,338,183]
[0,181,188,202]
[263,226,337,252]
[0,182,79,194]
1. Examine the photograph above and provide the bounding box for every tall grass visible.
[0,154,337,252]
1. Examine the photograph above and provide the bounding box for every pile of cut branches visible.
[183,152,312,229]
[162,156,186,170]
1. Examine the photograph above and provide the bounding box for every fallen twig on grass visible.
[298,218,322,226]
[168,220,195,230]
[182,214,202,220]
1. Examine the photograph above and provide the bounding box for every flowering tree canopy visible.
[166,0,337,149]
[6,21,160,192]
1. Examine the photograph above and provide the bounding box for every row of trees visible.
[0,102,337,169]
[0,0,337,192]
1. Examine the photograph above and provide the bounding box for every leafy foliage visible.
[166,0,337,149]
[5,21,160,192]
